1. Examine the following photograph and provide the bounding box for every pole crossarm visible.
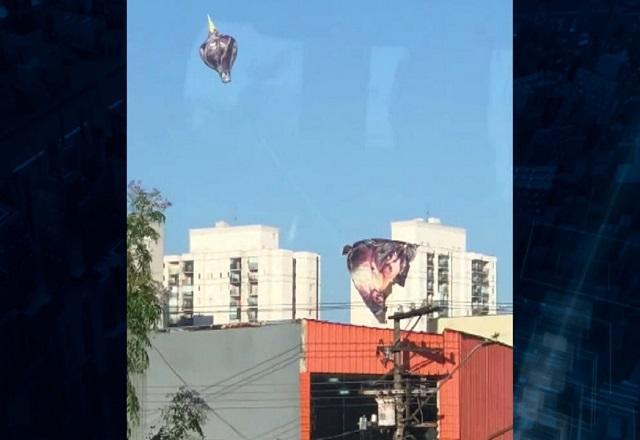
[380,342,445,362]
[360,388,437,397]
[388,304,443,321]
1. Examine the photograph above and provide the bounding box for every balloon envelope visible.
[200,29,237,83]
[343,239,417,323]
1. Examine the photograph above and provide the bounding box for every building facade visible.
[351,218,498,329]
[146,222,164,284]
[163,221,320,325]
[140,320,513,440]
[428,313,513,347]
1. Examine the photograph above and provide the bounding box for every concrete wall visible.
[433,314,513,346]
[392,218,467,251]
[138,322,303,440]
[293,252,320,320]
[189,224,279,253]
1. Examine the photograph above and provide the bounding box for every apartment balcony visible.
[248,260,258,272]
[230,285,240,298]
[248,272,258,284]
[181,286,193,294]
[472,305,490,316]
[230,258,241,271]
[182,276,193,286]
[434,300,449,317]
[248,295,258,307]
[229,307,241,321]
[182,261,194,273]
[230,272,241,285]
[168,265,180,276]
[438,269,449,284]
[247,307,258,323]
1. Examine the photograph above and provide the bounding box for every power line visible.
[150,343,252,440]
[249,419,297,440]
[199,344,300,393]
[314,428,361,440]
[205,355,301,401]
[164,299,514,308]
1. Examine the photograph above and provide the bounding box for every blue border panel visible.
[0,0,126,438]
[515,1,640,438]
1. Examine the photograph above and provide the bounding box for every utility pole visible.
[360,304,443,439]
[393,317,405,440]
[390,305,441,440]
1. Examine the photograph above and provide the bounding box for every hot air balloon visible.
[199,15,237,83]
[342,239,417,323]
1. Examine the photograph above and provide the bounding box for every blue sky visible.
[128,1,513,322]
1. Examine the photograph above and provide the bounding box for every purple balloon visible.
[200,23,237,84]
[343,239,417,323]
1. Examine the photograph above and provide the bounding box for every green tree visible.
[127,181,171,437]
[147,387,211,440]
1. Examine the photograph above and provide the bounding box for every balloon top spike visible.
[207,15,216,33]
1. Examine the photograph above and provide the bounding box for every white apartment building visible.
[163,221,320,326]
[350,217,497,329]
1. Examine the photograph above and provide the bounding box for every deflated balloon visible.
[342,239,417,323]
[199,15,237,83]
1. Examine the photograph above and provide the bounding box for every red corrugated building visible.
[143,319,512,440]
[300,320,512,440]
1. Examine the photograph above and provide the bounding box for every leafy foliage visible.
[147,387,211,440]
[127,181,171,437]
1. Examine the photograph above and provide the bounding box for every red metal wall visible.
[302,320,446,376]
[299,320,513,440]
[300,371,311,440]
[439,330,462,440]
[458,333,513,440]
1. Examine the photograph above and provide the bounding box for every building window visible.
[437,254,450,316]
[182,295,193,315]
[292,258,297,319]
[229,299,240,321]
[230,258,241,285]
[471,259,490,316]
[426,253,434,300]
